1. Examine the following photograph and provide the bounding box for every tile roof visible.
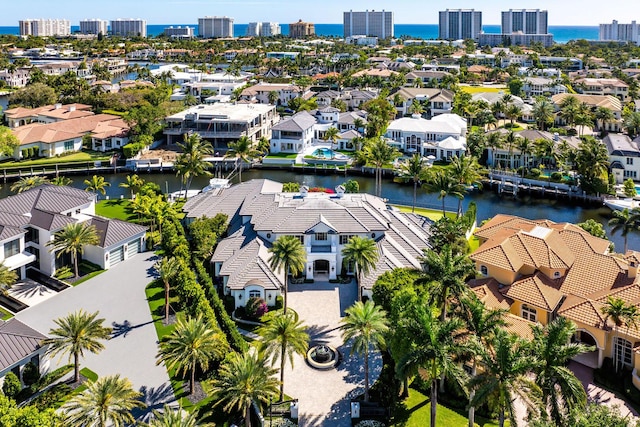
[4,103,92,120]
[0,185,93,217]
[272,111,317,132]
[0,319,47,372]
[88,216,147,248]
[505,272,564,311]
[468,277,513,311]
[12,114,129,146]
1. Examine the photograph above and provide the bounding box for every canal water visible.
[0,168,634,251]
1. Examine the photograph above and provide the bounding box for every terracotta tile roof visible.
[560,252,631,297]
[503,314,535,340]
[468,277,512,310]
[13,114,129,145]
[4,103,92,120]
[474,214,538,241]
[625,251,640,266]
[558,295,608,329]
[504,272,564,311]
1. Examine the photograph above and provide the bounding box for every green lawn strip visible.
[95,199,137,222]
[391,204,457,221]
[69,270,106,286]
[460,86,509,94]
[0,151,111,169]
[0,306,13,320]
[391,386,501,427]
[265,153,298,159]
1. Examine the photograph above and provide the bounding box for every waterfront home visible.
[404,70,451,86]
[182,179,433,307]
[4,103,93,129]
[388,87,455,118]
[469,214,640,387]
[0,185,146,278]
[603,134,640,183]
[239,83,310,107]
[0,319,49,388]
[551,93,623,132]
[521,77,567,98]
[486,129,581,168]
[163,102,278,149]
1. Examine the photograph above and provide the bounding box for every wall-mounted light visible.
[238,294,242,300]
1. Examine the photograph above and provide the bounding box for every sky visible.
[2,0,640,26]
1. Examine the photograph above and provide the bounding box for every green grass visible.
[460,86,509,94]
[391,386,501,427]
[392,204,457,221]
[0,151,111,169]
[265,153,298,159]
[70,269,106,286]
[0,307,13,320]
[468,236,481,253]
[72,367,99,395]
[95,199,137,222]
[101,109,127,117]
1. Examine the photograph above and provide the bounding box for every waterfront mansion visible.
[182,179,434,307]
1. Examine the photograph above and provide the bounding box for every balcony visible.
[3,251,36,270]
[309,245,335,253]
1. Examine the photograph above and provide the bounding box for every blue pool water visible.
[312,148,335,159]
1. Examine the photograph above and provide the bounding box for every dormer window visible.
[554,271,561,278]
[480,265,488,276]
[632,262,636,267]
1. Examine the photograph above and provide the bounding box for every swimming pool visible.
[312,148,336,159]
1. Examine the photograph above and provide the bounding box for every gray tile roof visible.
[338,111,367,125]
[0,319,47,371]
[272,111,317,132]
[603,134,640,157]
[0,185,93,218]
[88,216,147,248]
[29,208,77,231]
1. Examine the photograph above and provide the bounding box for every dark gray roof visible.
[272,111,317,132]
[337,111,367,125]
[29,208,77,231]
[0,185,93,216]
[0,319,47,371]
[603,134,640,157]
[88,216,147,248]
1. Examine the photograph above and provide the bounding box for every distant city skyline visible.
[2,0,640,26]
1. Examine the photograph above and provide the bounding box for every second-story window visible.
[315,232,327,241]
[522,304,537,322]
[3,239,20,258]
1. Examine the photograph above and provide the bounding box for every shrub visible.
[21,149,28,159]
[354,421,386,427]
[21,362,40,387]
[246,297,268,320]
[122,142,145,158]
[30,383,72,410]
[54,266,73,280]
[2,372,21,399]
[528,168,541,178]
[550,171,563,182]
[274,295,284,310]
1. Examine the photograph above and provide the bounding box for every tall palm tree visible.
[257,310,309,401]
[154,256,181,323]
[364,137,400,197]
[595,106,614,135]
[397,301,469,427]
[424,170,465,216]
[341,236,379,301]
[209,352,279,427]
[397,153,427,212]
[84,175,111,197]
[62,374,144,427]
[485,132,503,167]
[44,309,112,383]
[608,208,640,253]
[503,131,519,169]
[469,329,540,427]
[323,126,340,147]
[559,95,580,129]
[449,155,483,216]
[0,262,18,295]
[148,404,213,427]
[225,136,260,183]
[50,175,73,186]
[459,296,507,427]
[534,138,556,168]
[175,133,213,198]
[268,235,306,314]
[516,137,534,176]
[601,296,633,372]
[47,222,99,278]
[341,300,389,402]
[531,317,593,425]
[119,174,144,199]
[419,245,475,319]
[533,98,554,131]
[505,103,522,128]
[10,176,48,193]
[157,315,225,395]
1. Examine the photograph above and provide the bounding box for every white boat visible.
[201,178,231,193]
[168,189,201,202]
[604,198,639,211]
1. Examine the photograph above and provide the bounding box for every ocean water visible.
[0,24,599,44]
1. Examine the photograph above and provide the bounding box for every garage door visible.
[109,247,124,268]
[127,238,140,257]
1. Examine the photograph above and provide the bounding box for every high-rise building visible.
[343,10,393,39]
[599,20,639,44]
[110,18,147,37]
[501,9,548,35]
[19,19,71,37]
[438,9,482,40]
[164,26,194,38]
[288,19,315,38]
[246,22,261,37]
[246,22,281,37]
[79,19,108,36]
[198,16,234,38]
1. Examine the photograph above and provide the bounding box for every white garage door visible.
[127,238,140,257]
[109,247,124,267]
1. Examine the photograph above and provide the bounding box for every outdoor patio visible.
[7,278,58,307]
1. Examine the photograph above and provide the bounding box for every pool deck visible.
[300,143,351,165]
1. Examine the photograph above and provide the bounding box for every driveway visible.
[15,253,174,414]
[284,280,383,427]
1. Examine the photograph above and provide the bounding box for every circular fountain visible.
[306,344,341,370]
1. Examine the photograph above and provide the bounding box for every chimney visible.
[54,103,62,109]
[68,105,76,112]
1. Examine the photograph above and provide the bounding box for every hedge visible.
[122,142,146,158]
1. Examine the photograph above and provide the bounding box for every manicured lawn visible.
[392,204,457,221]
[391,386,501,427]
[460,86,509,94]
[265,153,298,159]
[0,151,111,169]
[95,199,136,222]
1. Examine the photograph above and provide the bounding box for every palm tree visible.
[84,175,110,197]
[424,170,465,216]
[50,175,73,186]
[209,352,279,427]
[0,262,18,295]
[62,374,144,427]
[534,138,556,168]
[323,126,340,147]
[154,257,181,323]
[397,301,469,427]
[396,153,427,212]
[531,317,593,425]
[469,329,540,427]
[148,404,213,427]
[44,309,112,383]
[257,310,309,401]
[595,106,614,135]
[119,174,144,199]
[608,208,640,253]
[602,296,633,372]
[268,235,306,314]
[449,155,483,216]
[353,117,365,133]
[505,103,522,128]
[175,133,213,198]
[459,297,507,427]
[226,136,260,183]
[559,95,580,129]
[485,132,503,167]
[364,137,400,197]
[10,176,48,193]
[517,137,534,176]
[503,131,519,169]
[533,98,554,131]
[419,245,475,319]
[47,222,99,278]
[341,300,388,402]
[341,236,379,301]
[157,315,225,395]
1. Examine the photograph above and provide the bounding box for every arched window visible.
[521,304,537,322]
[480,265,488,276]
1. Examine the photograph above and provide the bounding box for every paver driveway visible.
[15,253,174,414]
[284,279,383,427]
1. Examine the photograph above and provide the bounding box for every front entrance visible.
[314,259,330,275]
[572,330,601,368]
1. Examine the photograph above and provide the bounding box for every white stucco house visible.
[604,134,640,183]
[0,319,49,389]
[182,179,434,307]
